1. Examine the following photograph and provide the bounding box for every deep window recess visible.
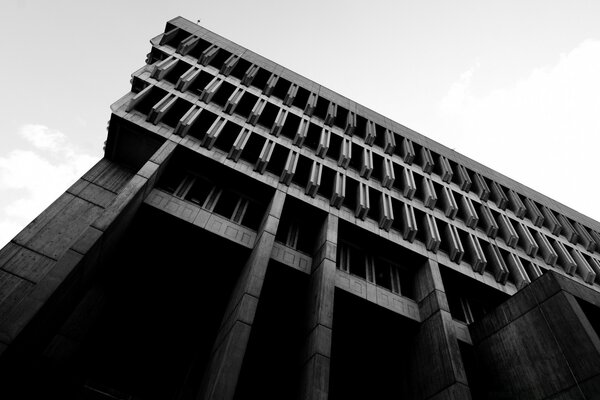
[337,241,410,297]
[158,170,264,231]
[274,198,324,254]
[441,266,509,324]
[184,178,214,206]
[282,222,300,249]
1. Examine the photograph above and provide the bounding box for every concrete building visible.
[1,16,600,400]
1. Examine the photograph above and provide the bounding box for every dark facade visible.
[1,16,600,400]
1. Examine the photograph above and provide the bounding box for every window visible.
[284,223,300,249]
[338,243,351,273]
[184,177,214,206]
[460,297,475,324]
[337,241,408,296]
[375,260,403,295]
[160,171,262,229]
[202,186,221,211]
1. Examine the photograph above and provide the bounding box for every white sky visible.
[1,0,600,247]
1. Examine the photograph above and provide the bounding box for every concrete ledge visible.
[335,270,420,322]
[270,242,312,274]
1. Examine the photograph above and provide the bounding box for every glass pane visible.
[184,179,213,206]
[213,190,239,219]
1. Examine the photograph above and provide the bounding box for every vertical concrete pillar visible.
[409,259,471,400]
[299,214,338,400]
[199,189,286,400]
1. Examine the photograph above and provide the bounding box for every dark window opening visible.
[441,266,509,324]
[367,189,381,225]
[413,174,425,204]
[313,96,330,120]
[371,152,384,183]
[337,221,420,299]
[158,165,185,194]
[240,133,266,165]
[317,166,335,200]
[304,122,321,151]
[348,143,363,173]
[229,58,252,81]
[241,200,264,231]
[356,115,367,141]
[210,81,235,107]
[413,207,427,245]
[251,68,272,91]
[186,37,213,60]
[188,109,218,141]
[184,177,214,207]
[334,106,349,131]
[275,197,325,254]
[577,299,600,340]
[234,92,258,119]
[146,47,169,65]
[208,48,232,70]
[131,76,150,94]
[280,112,301,141]
[343,178,359,213]
[290,155,311,188]
[391,164,404,192]
[164,60,194,85]
[212,189,238,218]
[188,70,215,97]
[373,123,386,149]
[264,144,288,177]
[326,133,343,164]
[272,77,292,100]
[390,198,406,233]
[213,121,241,153]
[161,98,194,128]
[256,102,279,129]
[392,133,405,158]
[132,86,168,116]
[291,86,310,110]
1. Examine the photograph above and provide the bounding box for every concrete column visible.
[299,214,338,400]
[409,259,471,400]
[199,189,286,400]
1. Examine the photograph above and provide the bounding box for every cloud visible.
[0,125,98,247]
[20,124,68,153]
[436,39,600,220]
[440,61,480,116]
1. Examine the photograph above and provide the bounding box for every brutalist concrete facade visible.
[1,17,600,400]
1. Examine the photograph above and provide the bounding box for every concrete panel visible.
[270,242,312,274]
[27,197,104,259]
[0,243,56,282]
